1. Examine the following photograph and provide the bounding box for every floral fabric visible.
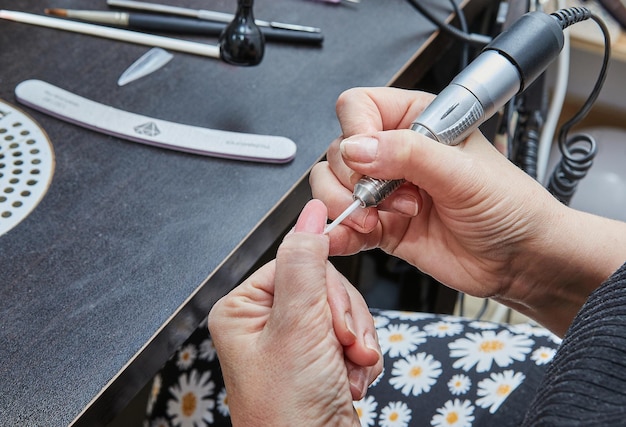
[144,309,561,427]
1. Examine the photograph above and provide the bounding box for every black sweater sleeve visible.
[522,262,626,426]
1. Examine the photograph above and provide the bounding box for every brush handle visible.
[128,14,323,44]
[0,9,220,58]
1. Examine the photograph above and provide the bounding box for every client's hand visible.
[208,199,382,427]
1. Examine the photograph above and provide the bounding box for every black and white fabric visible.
[144,309,561,427]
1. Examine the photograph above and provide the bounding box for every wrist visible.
[225,367,361,427]
[503,200,626,336]
[229,396,360,427]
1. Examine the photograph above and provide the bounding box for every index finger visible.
[327,87,436,199]
[335,87,436,138]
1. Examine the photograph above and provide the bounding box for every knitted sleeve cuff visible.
[523,262,626,426]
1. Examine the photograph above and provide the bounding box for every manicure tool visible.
[45,8,324,44]
[325,8,592,233]
[0,10,220,58]
[107,0,321,33]
[15,80,297,163]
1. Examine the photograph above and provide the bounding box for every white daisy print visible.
[431,399,475,427]
[216,387,229,417]
[379,401,412,427]
[389,352,442,396]
[370,366,385,388]
[547,334,563,345]
[441,315,464,323]
[424,320,464,337]
[199,338,217,361]
[509,323,560,344]
[146,374,162,414]
[354,395,378,427]
[176,344,198,370]
[373,314,391,329]
[378,323,427,358]
[508,323,542,335]
[476,370,525,414]
[531,346,557,365]
[447,374,471,395]
[468,320,499,330]
[150,417,169,427]
[167,370,216,427]
[382,310,435,321]
[449,330,534,372]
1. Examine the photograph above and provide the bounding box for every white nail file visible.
[15,79,297,163]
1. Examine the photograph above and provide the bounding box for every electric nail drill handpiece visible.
[325,8,591,233]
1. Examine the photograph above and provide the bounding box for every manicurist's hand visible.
[311,87,626,336]
[209,199,382,427]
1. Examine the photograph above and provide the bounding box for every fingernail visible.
[348,170,360,187]
[365,331,379,353]
[340,137,378,163]
[349,369,368,399]
[390,194,419,217]
[345,312,356,338]
[358,207,371,230]
[295,200,327,234]
[299,214,325,234]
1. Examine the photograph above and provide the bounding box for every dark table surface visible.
[0,0,477,425]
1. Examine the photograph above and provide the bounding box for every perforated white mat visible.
[0,99,54,236]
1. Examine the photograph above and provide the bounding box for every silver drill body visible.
[352,11,568,208]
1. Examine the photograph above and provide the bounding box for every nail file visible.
[15,79,297,163]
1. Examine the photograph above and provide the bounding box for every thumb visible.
[339,129,478,197]
[270,199,330,331]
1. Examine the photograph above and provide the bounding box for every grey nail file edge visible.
[15,79,297,164]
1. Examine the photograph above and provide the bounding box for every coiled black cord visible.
[547,134,597,205]
[516,109,543,180]
[547,9,611,205]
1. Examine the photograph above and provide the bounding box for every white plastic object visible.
[118,47,174,86]
[15,80,297,163]
[0,99,55,236]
